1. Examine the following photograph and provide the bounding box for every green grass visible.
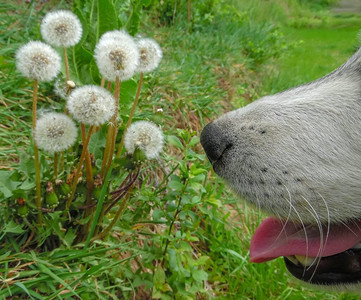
[262,27,360,95]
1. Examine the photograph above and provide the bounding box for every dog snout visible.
[200,122,233,163]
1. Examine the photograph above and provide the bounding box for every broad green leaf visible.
[189,136,200,147]
[64,228,77,248]
[153,265,165,286]
[126,9,140,36]
[142,0,152,7]
[0,171,21,199]
[88,125,107,159]
[178,241,192,252]
[2,220,25,234]
[167,178,183,191]
[167,135,184,150]
[191,269,208,282]
[97,0,118,41]
[119,79,138,108]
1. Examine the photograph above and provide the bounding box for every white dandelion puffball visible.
[94,30,139,81]
[54,78,76,100]
[16,41,61,82]
[99,30,132,43]
[41,10,82,47]
[124,121,164,159]
[67,85,115,126]
[136,38,162,73]
[34,112,77,153]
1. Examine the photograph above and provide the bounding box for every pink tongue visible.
[250,217,361,263]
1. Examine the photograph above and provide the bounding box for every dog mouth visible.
[250,217,361,285]
[284,248,361,285]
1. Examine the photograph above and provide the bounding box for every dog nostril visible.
[200,122,233,163]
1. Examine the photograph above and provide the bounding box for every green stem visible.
[162,177,188,266]
[32,79,42,225]
[60,152,65,173]
[63,47,70,82]
[116,72,144,159]
[54,152,58,181]
[81,124,95,216]
[84,163,114,249]
[103,77,121,178]
[92,187,133,242]
[65,125,94,212]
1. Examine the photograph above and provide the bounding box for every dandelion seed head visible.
[136,38,162,73]
[94,31,139,81]
[34,112,77,153]
[41,10,82,47]
[16,41,61,82]
[67,85,115,126]
[124,121,164,159]
[99,30,132,43]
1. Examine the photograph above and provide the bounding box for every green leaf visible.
[178,241,192,252]
[153,265,165,286]
[167,177,183,191]
[18,152,34,177]
[191,269,208,282]
[189,136,200,147]
[19,179,35,190]
[126,9,140,36]
[0,171,21,199]
[64,228,77,248]
[97,0,118,41]
[167,135,184,150]
[194,255,210,266]
[13,282,35,299]
[38,263,80,297]
[68,44,94,84]
[88,125,107,159]
[2,220,25,234]
[119,79,138,108]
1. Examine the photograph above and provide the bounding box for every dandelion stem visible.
[32,79,42,225]
[100,79,118,179]
[54,152,58,181]
[116,72,144,159]
[100,77,106,88]
[101,77,120,179]
[105,76,121,172]
[81,124,94,213]
[60,152,65,172]
[66,125,94,212]
[100,127,112,178]
[63,47,70,81]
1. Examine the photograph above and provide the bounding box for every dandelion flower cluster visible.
[67,85,115,126]
[41,10,82,48]
[34,112,77,153]
[16,41,61,82]
[124,121,164,159]
[136,38,162,73]
[94,30,139,81]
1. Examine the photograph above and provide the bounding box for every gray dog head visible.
[201,48,361,289]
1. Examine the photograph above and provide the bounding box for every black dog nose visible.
[200,122,233,163]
